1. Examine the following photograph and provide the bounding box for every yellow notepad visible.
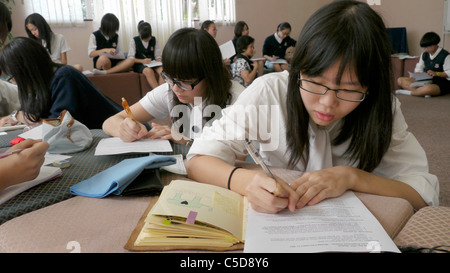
[125,180,248,251]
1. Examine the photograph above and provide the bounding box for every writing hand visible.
[245,172,298,214]
[118,118,148,142]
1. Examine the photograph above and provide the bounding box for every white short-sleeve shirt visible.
[139,80,245,139]
[187,71,440,206]
[42,33,71,63]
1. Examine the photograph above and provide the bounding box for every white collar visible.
[274,32,282,44]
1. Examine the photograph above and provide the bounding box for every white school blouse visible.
[187,71,440,206]
[42,33,71,64]
[139,81,245,139]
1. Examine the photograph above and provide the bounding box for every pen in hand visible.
[244,139,288,197]
[122,97,137,122]
[0,149,25,159]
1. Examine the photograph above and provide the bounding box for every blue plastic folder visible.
[70,155,176,198]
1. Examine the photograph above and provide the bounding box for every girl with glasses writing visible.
[102,28,244,146]
[186,1,439,213]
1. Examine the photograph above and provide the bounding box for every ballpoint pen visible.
[122,97,137,122]
[244,139,287,197]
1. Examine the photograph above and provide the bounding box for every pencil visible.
[244,139,288,197]
[0,149,25,159]
[121,97,137,122]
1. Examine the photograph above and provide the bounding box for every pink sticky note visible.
[186,211,198,225]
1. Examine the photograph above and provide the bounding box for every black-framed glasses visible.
[161,71,203,91]
[299,78,368,102]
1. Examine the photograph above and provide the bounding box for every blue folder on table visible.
[70,155,176,198]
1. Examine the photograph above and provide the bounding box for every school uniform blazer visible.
[187,71,440,206]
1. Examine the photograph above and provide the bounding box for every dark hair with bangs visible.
[25,13,54,54]
[420,32,440,48]
[138,20,152,40]
[100,13,120,38]
[286,0,394,172]
[0,37,63,122]
[162,28,232,130]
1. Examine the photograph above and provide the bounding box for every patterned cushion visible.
[394,206,450,253]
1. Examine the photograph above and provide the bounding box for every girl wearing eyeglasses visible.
[102,28,244,145]
[186,1,439,213]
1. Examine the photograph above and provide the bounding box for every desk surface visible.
[0,166,415,253]
[0,130,150,225]
[0,131,415,253]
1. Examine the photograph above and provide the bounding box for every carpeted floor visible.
[397,94,450,207]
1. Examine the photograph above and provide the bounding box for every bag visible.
[42,110,93,154]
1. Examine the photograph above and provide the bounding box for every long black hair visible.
[286,0,394,172]
[0,37,63,122]
[25,13,54,54]
[162,28,232,133]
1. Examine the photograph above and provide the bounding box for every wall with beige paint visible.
[8,0,450,71]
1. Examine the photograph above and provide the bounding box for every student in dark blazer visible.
[263,22,296,72]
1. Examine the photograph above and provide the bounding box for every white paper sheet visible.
[94,137,173,156]
[145,61,163,68]
[219,40,236,59]
[18,125,43,140]
[244,191,400,253]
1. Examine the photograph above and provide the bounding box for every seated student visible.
[231,35,264,87]
[103,28,245,146]
[25,13,83,71]
[263,22,296,72]
[230,21,249,64]
[0,3,49,194]
[396,32,450,98]
[0,37,121,129]
[201,20,231,67]
[186,1,439,214]
[0,139,49,193]
[128,21,164,90]
[0,2,19,118]
[88,13,134,75]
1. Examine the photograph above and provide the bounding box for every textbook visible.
[125,180,248,251]
[126,175,400,253]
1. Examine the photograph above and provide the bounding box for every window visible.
[182,0,236,26]
[81,0,94,20]
[25,0,84,27]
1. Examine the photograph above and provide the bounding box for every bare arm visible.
[291,166,427,211]
[187,155,298,214]
[102,101,154,142]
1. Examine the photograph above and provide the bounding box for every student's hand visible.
[427,70,437,77]
[290,166,355,209]
[270,56,278,62]
[5,140,49,186]
[253,61,259,71]
[148,123,190,145]
[223,59,231,66]
[118,117,149,142]
[0,115,18,128]
[105,48,117,55]
[245,172,299,214]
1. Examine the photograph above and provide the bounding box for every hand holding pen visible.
[244,139,289,198]
[120,98,148,142]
